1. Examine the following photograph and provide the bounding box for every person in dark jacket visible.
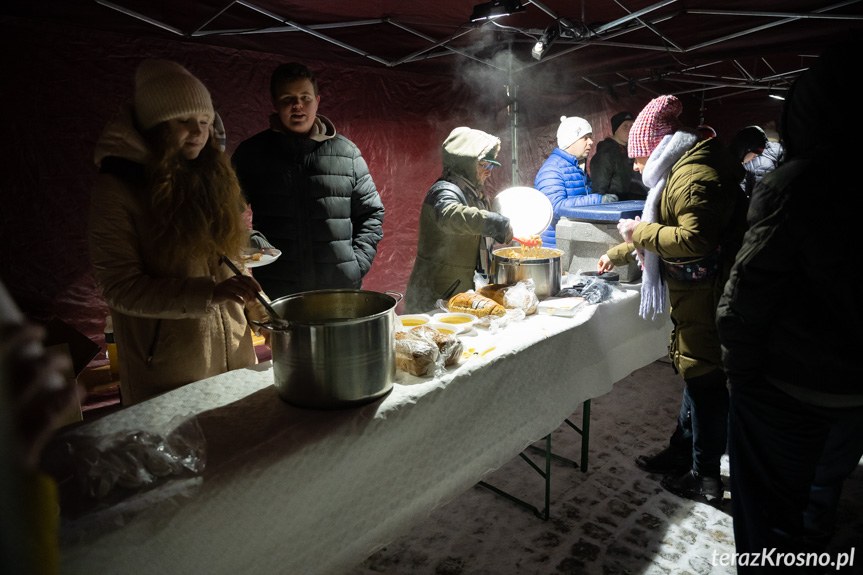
[589,111,647,201]
[534,116,610,247]
[598,95,747,504]
[728,125,769,197]
[745,121,784,185]
[717,41,863,570]
[404,127,512,314]
[232,62,385,299]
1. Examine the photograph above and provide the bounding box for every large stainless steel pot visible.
[260,289,401,409]
[490,247,563,300]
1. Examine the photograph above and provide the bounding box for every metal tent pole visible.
[508,48,520,186]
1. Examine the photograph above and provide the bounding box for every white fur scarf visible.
[636,130,700,320]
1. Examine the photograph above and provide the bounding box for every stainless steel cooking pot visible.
[257,289,401,409]
[490,247,563,300]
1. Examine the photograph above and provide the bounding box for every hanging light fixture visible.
[531,18,587,61]
[768,87,788,101]
[470,0,526,22]
[531,22,560,60]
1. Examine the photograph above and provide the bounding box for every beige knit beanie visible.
[133,59,214,131]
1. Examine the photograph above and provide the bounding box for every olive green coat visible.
[404,180,492,313]
[608,138,746,378]
[404,128,501,314]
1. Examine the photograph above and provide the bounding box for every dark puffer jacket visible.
[232,115,385,299]
[590,137,647,201]
[717,42,861,403]
[534,147,599,247]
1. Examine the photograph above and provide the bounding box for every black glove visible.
[483,212,513,244]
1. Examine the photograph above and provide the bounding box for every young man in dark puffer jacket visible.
[233,63,385,299]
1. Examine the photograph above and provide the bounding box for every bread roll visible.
[447,292,506,318]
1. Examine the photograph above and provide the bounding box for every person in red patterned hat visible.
[597,94,748,505]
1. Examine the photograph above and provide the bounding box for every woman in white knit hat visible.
[88,59,268,405]
[533,115,613,248]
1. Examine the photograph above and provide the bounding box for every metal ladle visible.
[219,256,288,328]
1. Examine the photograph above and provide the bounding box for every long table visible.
[58,287,671,574]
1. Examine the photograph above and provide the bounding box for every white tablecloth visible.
[59,287,671,574]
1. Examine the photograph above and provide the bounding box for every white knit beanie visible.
[556,115,592,150]
[133,59,214,131]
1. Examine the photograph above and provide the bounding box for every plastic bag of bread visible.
[477,279,539,315]
[409,325,463,367]
[447,292,506,318]
[395,331,440,376]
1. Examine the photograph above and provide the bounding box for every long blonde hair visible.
[143,125,247,269]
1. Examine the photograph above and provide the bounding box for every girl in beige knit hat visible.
[88,59,268,405]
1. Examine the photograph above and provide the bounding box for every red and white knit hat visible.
[627,95,683,158]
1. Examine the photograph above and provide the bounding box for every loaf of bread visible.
[447,292,506,318]
[395,331,439,376]
[409,326,463,367]
[477,283,509,306]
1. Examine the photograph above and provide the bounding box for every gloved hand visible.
[483,212,513,244]
[617,216,640,243]
[601,194,619,204]
[249,230,275,249]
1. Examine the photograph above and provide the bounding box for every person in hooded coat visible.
[745,121,784,186]
[598,95,747,504]
[89,60,266,406]
[232,62,385,300]
[728,125,769,197]
[717,40,863,569]
[403,127,512,314]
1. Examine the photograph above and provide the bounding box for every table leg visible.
[478,434,551,520]
[527,399,591,472]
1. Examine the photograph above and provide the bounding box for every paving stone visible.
[350,360,863,575]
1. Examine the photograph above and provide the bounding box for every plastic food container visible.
[396,314,432,329]
[558,200,645,222]
[424,321,465,336]
[432,312,476,331]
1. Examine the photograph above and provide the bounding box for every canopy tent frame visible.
[90,0,862,100]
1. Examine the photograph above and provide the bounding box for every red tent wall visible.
[0,15,783,356]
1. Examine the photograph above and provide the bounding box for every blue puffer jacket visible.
[534,147,602,246]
